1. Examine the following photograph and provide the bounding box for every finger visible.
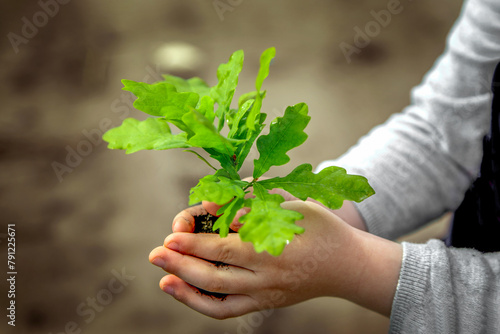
[269,188,299,201]
[149,246,168,266]
[229,221,243,231]
[229,207,250,231]
[152,245,259,294]
[159,275,261,319]
[202,201,222,216]
[172,205,208,232]
[164,232,271,269]
[203,201,249,232]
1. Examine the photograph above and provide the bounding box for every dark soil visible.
[193,213,219,233]
[193,213,236,301]
[195,288,228,302]
[194,212,237,235]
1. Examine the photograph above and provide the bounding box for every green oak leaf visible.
[255,48,275,92]
[213,196,246,237]
[189,175,248,206]
[210,50,244,131]
[182,110,242,156]
[258,163,375,209]
[238,183,304,256]
[238,91,266,109]
[226,98,267,171]
[253,103,310,178]
[247,47,275,130]
[236,113,267,170]
[121,80,199,119]
[225,108,239,130]
[228,99,254,139]
[206,149,240,180]
[198,95,216,123]
[161,75,211,98]
[103,117,190,154]
[213,169,232,179]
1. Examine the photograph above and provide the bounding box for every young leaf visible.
[225,108,239,131]
[246,47,275,130]
[238,91,266,109]
[161,75,211,98]
[213,196,246,237]
[182,110,242,156]
[258,163,375,209]
[228,99,254,139]
[255,48,275,92]
[236,113,267,170]
[103,117,190,154]
[205,149,240,180]
[210,50,244,131]
[253,103,310,179]
[238,183,304,256]
[197,95,216,123]
[122,80,199,118]
[162,75,216,124]
[189,175,248,206]
[226,98,267,170]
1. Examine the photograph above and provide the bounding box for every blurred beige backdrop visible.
[1,0,461,333]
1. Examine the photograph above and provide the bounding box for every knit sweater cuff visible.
[389,242,429,333]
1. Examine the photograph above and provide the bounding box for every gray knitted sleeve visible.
[389,241,500,333]
[316,0,500,331]
[317,0,498,239]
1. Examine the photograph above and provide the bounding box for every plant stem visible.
[242,179,257,191]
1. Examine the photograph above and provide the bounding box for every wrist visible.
[331,226,403,316]
[306,199,367,231]
[332,201,367,231]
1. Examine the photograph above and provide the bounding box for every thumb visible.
[229,207,250,231]
[202,201,222,216]
[202,200,250,232]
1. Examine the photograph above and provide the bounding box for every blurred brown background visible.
[0,0,461,333]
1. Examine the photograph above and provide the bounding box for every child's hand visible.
[149,201,402,319]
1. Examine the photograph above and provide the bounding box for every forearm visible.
[327,224,402,316]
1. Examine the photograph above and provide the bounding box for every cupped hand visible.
[149,201,367,319]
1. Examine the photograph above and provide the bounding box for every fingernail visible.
[167,242,179,251]
[162,284,174,295]
[172,221,179,232]
[151,257,165,267]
